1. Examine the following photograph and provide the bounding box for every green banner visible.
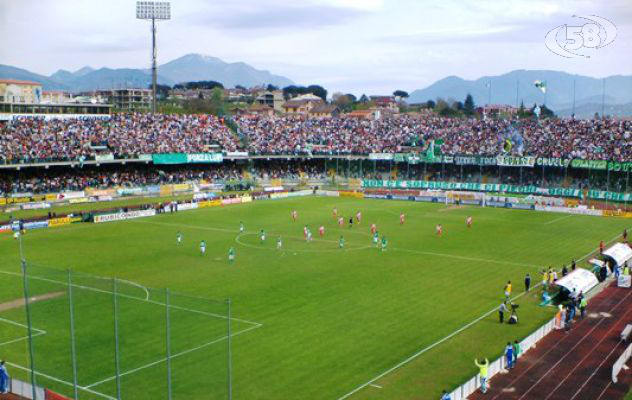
[362,179,584,197]
[152,153,188,164]
[152,153,223,164]
[607,161,632,172]
[570,159,607,170]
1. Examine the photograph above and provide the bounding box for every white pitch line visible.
[392,247,541,269]
[85,322,262,389]
[0,269,261,327]
[7,361,116,400]
[0,317,46,334]
[335,227,630,400]
[0,331,45,347]
[544,214,573,225]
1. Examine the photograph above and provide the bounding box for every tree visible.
[235,85,246,90]
[306,85,327,101]
[359,94,369,103]
[266,84,279,91]
[463,93,475,116]
[345,93,357,103]
[393,90,409,99]
[332,92,353,112]
[426,100,436,109]
[153,84,171,100]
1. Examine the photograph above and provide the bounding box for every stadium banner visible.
[45,194,58,201]
[23,221,49,230]
[369,153,394,160]
[176,202,198,211]
[607,161,632,172]
[160,185,173,196]
[536,157,572,168]
[339,191,365,199]
[172,184,191,192]
[86,188,116,197]
[587,190,632,202]
[94,209,156,223]
[454,155,497,166]
[146,185,161,193]
[570,159,607,170]
[69,197,89,204]
[48,217,72,228]
[225,151,249,157]
[496,155,536,167]
[534,205,603,216]
[198,199,222,208]
[269,192,289,200]
[186,153,223,163]
[95,153,114,162]
[362,180,587,197]
[222,197,244,204]
[287,190,313,197]
[152,153,188,164]
[117,187,144,196]
[138,154,153,161]
[58,191,85,200]
[20,202,51,210]
[241,195,253,203]
[315,190,340,197]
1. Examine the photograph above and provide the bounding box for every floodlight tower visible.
[136,1,170,114]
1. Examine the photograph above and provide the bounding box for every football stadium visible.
[1,1,632,400]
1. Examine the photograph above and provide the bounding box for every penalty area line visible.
[85,323,262,389]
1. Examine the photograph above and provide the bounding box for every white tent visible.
[555,268,599,295]
[602,243,632,267]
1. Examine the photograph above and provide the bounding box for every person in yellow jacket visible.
[474,358,489,394]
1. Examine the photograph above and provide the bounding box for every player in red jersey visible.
[356,211,362,224]
[400,212,405,225]
[319,225,325,237]
[303,225,308,239]
[292,210,298,222]
[436,224,443,236]
[332,208,338,218]
[338,216,344,227]
[599,240,604,254]
[466,216,472,228]
[370,223,377,235]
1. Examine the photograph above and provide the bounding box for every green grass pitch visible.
[0,196,630,399]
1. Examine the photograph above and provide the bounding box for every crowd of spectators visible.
[1,114,631,163]
[0,113,236,163]
[234,115,632,161]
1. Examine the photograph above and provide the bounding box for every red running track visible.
[469,284,632,400]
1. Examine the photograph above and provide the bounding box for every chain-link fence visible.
[15,260,234,400]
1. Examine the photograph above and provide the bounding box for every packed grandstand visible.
[0,113,630,198]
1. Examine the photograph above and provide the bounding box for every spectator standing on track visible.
[524,273,531,292]
[571,259,576,271]
[562,265,568,277]
[0,360,8,394]
[564,303,573,332]
[579,296,587,319]
[505,342,514,369]
[499,301,508,323]
[440,389,451,400]
[512,340,521,366]
[474,358,489,394]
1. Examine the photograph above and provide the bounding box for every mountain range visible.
[0,53,293,92]
[408,70,632,118]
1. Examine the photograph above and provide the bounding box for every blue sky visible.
[0,0,630,95]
